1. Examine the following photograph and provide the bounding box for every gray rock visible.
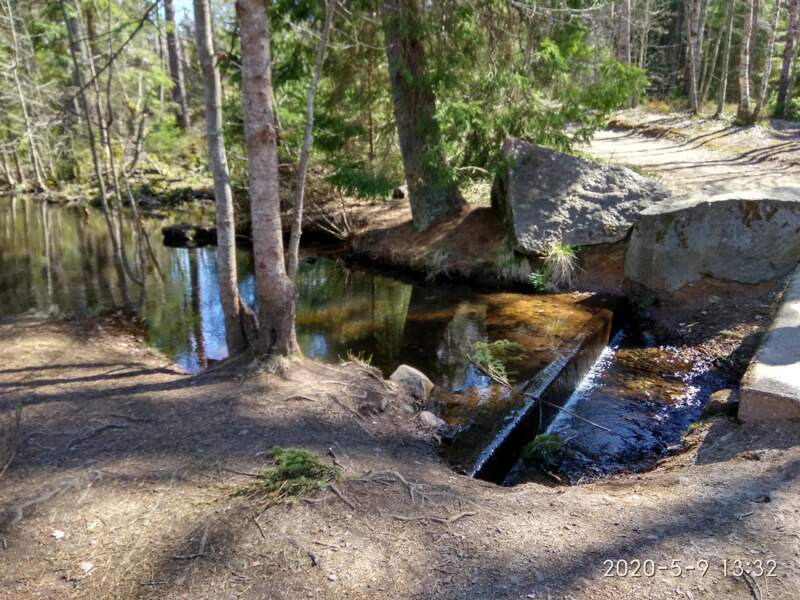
[418,410,447,430]
[492,138,670,252]
[739,264,800,421]
[625,188,800,290]
[162,223,217,247]
[389,364,434,402]
[702,388,740,418]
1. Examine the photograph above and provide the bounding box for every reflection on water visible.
[0,197,610,476]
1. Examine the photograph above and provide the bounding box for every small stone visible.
[702,388,739,417]
[327,573,337,582]
[51,530,65,541]
[418,411,447,430]
[389,365,434,402]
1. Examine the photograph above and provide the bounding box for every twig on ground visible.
[327,483,356,510]
[392,511,476,525]
[67,423,128,450]
[740,571,762,600]
[252,516,268,541]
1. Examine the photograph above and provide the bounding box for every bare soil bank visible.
[0,316,799,599]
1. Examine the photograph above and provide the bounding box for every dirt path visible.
[584,126,800,196]
[1,316,799,599]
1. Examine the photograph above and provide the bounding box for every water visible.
[0,197,604,440]
[0,197,719,484]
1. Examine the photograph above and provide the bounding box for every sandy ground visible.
[1,314,799,600]
[588,113,800,197]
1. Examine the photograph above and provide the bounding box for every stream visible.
[0,197,724,484]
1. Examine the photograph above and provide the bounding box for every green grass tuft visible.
[235,447,341,503]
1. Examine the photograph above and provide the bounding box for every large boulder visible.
[492,138,670,252]
[625,188,800,290]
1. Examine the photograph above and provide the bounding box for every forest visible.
[1,1,799,599]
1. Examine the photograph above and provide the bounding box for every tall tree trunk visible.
[638,0,652,69]
[776,0,800,116]
[737,0,756,122]
[684,0,701,112]
[236,0,299,358]
[381,0,465,231]
[193,0,248,355]
[617,0,632,64]
[752,0,784,121]
[715,0,737,117]
[286,0,335,281]
[164,0,190,129]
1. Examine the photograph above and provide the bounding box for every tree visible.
[751,0,784,122]
[381,0,465,231]
[286,0,336,281]
[164,0,190,129]
[714,0,737,117]
[193,0,248,355]
[737,0,756,122]
[775,0,800,116]
[236,0,299,357]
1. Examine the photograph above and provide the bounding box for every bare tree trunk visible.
[787,27,800,108]
[164,0,190,129]
[638,0,652,69]
[737,0,756,122]
[12,147,25,185]
[715,0,737,117]
[382,0,465,231]
[752,0,784,121]
[617,0,632,64]
[776,0,800,116]
[193,0,248,355]
[2,0,47,190]
[684,0,701,112]
[286,0,335,281]
[236,0,299,358]
[0,149,16,187]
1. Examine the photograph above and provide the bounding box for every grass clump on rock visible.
[236,447,341,503]
[522,434,572,473]
[468,339,525,387]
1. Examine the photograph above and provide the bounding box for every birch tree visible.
[286,0,336,281]
[193,0,248,354]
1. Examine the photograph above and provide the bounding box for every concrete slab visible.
[739,265,800,421]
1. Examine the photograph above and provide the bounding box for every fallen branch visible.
[252,515,268,541]
[541,400,618,435]
[327,483,356,510]
[392,511,476,525]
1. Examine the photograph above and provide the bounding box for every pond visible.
[0,197,720,484]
